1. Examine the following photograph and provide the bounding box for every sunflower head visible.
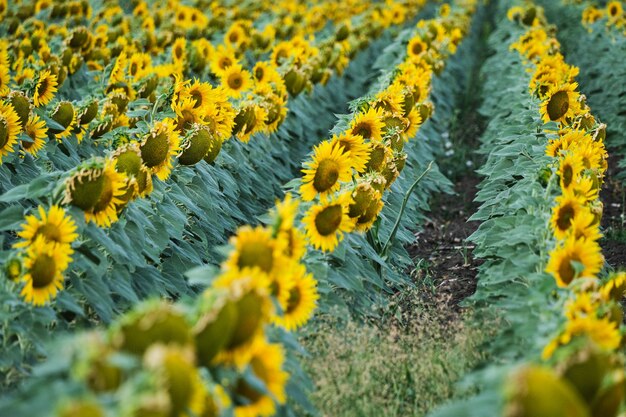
[301,140,352,201]
[63,159,107,211]
[8,91,32,128]
[56,399,105,417]
[5,257,22,281]
[111,300,193,356]
[140,119,181,180]
[33,69,58,107]
[49,101,76,134]
[20,235,70,306]
[203,134,223,164]
[303,192,354,252]
[179,125,212,166]
[77,100,99,125]
[546,236,603,287]
[0,101,22,159]
[193,290,239,366]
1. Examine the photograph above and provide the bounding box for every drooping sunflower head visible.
[63,158,108,212]
[303,192,354,252]
[111,299,193,356]
[540,83,581,124]
[49,101,77,140]
[178,124,213,166]
[33,69,58,107]
[8,91,32,128]
[220,63,252,99]
[546,236,603,287]
[300,140,353,202]
[0,101,22,160]
[20,235,70,306]
[140,118,181,181]
[349,107,385,142]
[83,158,127,227]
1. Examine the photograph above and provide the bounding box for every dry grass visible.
[299,292,493,417]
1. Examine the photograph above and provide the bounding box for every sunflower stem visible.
[381,161,433,256]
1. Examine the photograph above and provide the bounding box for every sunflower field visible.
[0,0,625,416]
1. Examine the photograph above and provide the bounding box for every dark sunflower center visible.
[130,62,138,76]
[140,132,169,167]
[315,204,343,236]
[411,42,424,55]
[556,204,575,232]
[313,159,340,193]
[237,241,274,272]
[235,378,263,403]
[177,109,196,132]
[255,67,264,81]
[30,254,57,289]
[35,223,62,243]
[219,57,232,70]
[610,6,618,16]
[229,32,239,43]
[0,118,8,148]
[562,164,573,188]
[352,122,373,139]
[286,286,302,313]
[547,90,569,121]
[228,73,243,90]
[558,254,581,285]
[175,46,183,60]
[39,77,50,96]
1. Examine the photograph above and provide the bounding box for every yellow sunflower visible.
[563,315,621,352]
[350,107,386,142]
[546,236,603,287]
[607,1,623,20]
[223,225,284,276]
[210,45,237,77]
[220,63,252,99]
[540,83,581,124]
[173,96,203,132]
[300,140,353,202]
[348,181,385,232]
[0,101,22,160]
[21,113,48,156]
[557,152,584,192]
[407,37,428,59]
[33,70,58,107]
[233,338,288,417]
[329,132,371,173]
[545,129,588,157]
[84,159,127,227]
[108,51,127,85]
[550,193,586,240]
[568,208,602,242]
[303,192,354,252]
[272,193,299,231]
[139,118,181,181]
[272,263,318,331]
[15,205,78,251]
[0,53,9,96]
[171,37,187,65]
[20,235,70,306]
[183,79,214,112]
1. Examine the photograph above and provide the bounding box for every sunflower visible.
[545,129,588,157]
[0,101,22,160]
[563,315,621,352]
[33,70,58,107]
[221,64,252,99]
[550,193,585,240]
[224,226,285,277]
[20,235,70,306]
[557,152,584,192]
[407,37,428,59]
[272,264,318,331]
[210,45,237,77]
[276,226,307,261]
[139,118,181,181]
[303,192,354,252]
[84,159,127,227]
[0,53,9,96]
[21,113,47,156]
[540,83,581,124]
[108,51,127,85]
[173,96,203,132]
[349,107,385,142]
[15,205,78,251]
[171,37,187,65]
[329,132,371,173]
[213,275,272,368]
[49,101,77,140]
[546,236,603,287]
[568,208,602,242]
[607,1,623,20]
[349,181,385,232]
[233,338,288,417]
[402,108,423,141]
[300,141,352,202]
[183,79,213,112]
[273,193,299,231]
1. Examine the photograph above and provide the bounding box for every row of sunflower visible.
[0,1,480,416]
[506,4,626,415]
[0,0,429,307]
[429,3,626,416]
[579,0,626,34]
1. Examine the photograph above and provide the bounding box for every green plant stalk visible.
[380,160,434,257]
